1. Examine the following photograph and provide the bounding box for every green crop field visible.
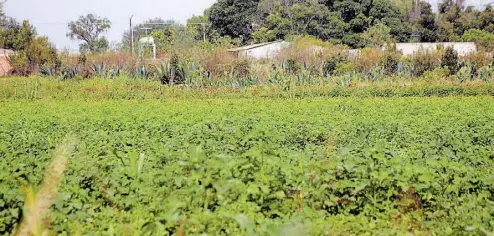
[1,79,494,235]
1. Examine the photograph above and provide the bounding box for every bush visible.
[380,45,402,75]
[194,46,236,77]
[334,62,354,75]
[323,60,338,76]
[285,57,301,74]
[462,29,494,51]
[441,46,459,75]
[421,67,449,81]
[9,36,60,76]
[463,51,492,71]
[277,36,349,75]
[354,48,382,73]
[9,51,30,76]
[411,50,441,77]
[232,59,250,78]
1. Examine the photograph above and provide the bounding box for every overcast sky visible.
[5,0,217,51]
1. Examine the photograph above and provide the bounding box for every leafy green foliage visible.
[380,45,401,75]
[67,14,111,54]
[208,0,260,42]
[462,29,494,51]
[208,0,408,47]
[1,20,59,76]
[0,96,493,234]
[441,46,459,75]
[411,50,440,77]
[361,22,392,47]
[414,2,439,42]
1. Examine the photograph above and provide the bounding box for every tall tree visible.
[361,22,392,47]
[208,0,260,42]
[415,1,438,42]
[1,19,35,50]
[0,1,4,22]
[0,18,58,75]
[67,14,111,53]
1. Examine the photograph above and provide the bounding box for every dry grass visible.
[353,48,383,73]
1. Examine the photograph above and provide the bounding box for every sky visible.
[5,0,217,51]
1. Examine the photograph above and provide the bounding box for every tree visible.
[208,0,260,42]
[334,0,363,22]
[0,1,5,23]
[462,29,494,51]
[204,0,436,47]
[1,19,58,75]
[67,14,111,53]
[441,46,459,75]
[187,15,212,42]
[477,5,494,33]
[361,22,392,47]
[10,36,59,75]
[415,1,438,42]
[380,44,402,75]
[0,19,36,50]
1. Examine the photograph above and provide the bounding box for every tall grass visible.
[2,76,494,101]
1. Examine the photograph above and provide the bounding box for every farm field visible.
[1,91,493,235]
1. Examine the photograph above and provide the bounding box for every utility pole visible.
[130,15,134,56]
[202,23,206,42]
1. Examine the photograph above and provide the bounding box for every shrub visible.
[232,59,250,78]
[354,48,382,73]
[9,51,30,76]
[411,50,441,77]
[194,46,235,77]
[441,46,459,75]
[462,51,492,71]
[9,36,60,76]
[334,62,354,75]
[323,60,338,76]
[462,29,494,51]
[277,36,349,75]
[380,45,402,75]
[421,67,450,82]
[285,58,301,75]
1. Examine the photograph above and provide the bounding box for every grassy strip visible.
[2,76,494,101]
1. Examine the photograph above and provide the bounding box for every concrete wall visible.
[0,55,13,76]
[395,42,477,56]
[238,42,290,59]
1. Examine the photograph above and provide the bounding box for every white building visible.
[393,42,477,56]
[228,41,291,59]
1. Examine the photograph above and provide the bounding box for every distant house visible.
[228,41,291,59]
[0,49,14,76]
[390,42,477,56]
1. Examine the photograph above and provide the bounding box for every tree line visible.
[2,0,494,75]
[207,0,494,48]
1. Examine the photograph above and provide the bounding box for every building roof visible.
[228,41,287,52]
